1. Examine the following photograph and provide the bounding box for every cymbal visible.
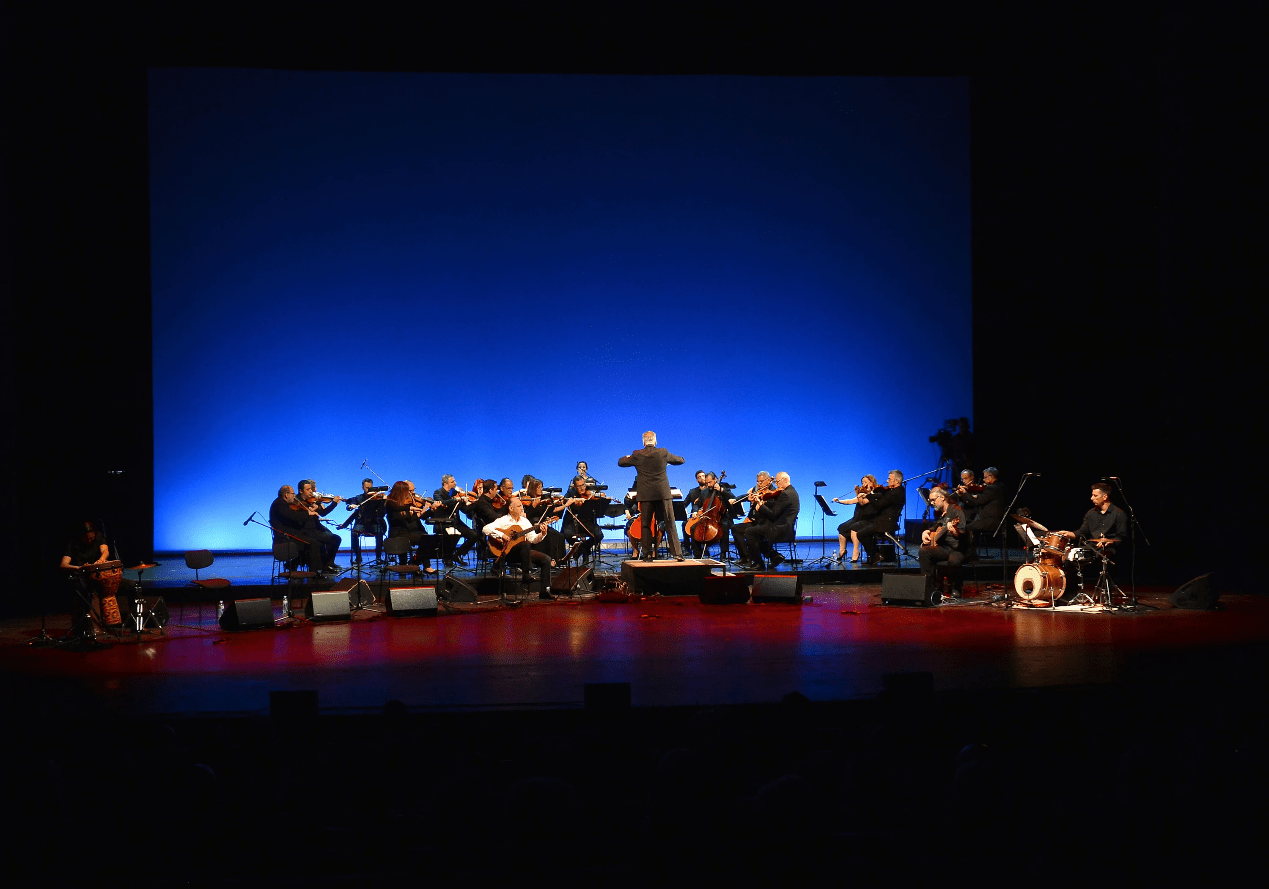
[1010,513,1049,532]
[128,562,161,570]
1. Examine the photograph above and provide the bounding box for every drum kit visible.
[1010,514,1122,608]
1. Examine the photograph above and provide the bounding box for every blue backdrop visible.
[149,70,971,551]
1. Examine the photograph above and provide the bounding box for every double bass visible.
[684,471,726,543]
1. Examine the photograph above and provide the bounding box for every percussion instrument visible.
[85,563,124,626]
[1010,513,1049,533]
[1065,546,1099,564]
[1013,563,1066,603]
[1039,532,1071,564]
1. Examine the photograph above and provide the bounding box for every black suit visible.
[617,444,685,559]
[432,487,478,562]
[734,485,800,567]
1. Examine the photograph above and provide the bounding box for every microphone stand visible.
[1109,477,1151,611]
[992,474,1035,605]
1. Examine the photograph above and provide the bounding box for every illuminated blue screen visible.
[150,70,970,550]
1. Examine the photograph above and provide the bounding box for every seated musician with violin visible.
[560,478,609,563]
[918,486,966,590]
[831,474,881,564]
[684,471,730,559]
[568,461,598,495]
[270,481,344,574]
[342,477,387,565]
[483,497,556,600]
[858,470,906,566]
[384,480,440,573]
[958,467,1005,541]
[431,474,479,566]
[471,478,510,537]
[734,471,800,571]
[522,477,568,561]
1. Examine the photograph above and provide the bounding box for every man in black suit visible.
[734,471,800,571]
[617,430,686,561]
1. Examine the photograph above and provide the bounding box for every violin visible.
[288,492,340,512]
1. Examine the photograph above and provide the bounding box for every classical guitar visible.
[487,521,548,559]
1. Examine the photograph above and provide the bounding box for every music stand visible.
[802,487,839,568]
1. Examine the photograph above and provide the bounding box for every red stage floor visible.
[3,584,1266,718]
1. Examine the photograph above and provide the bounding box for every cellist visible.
[683,471,729,559]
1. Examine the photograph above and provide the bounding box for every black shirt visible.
[1075,503,1129,543]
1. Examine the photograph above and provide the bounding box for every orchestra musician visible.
[683,471,732,560]
[831,474,881,563]
[560,477,609,563]
[855,470,906,566]
[618,431,686,561]
[918,486,966,591]
[269,480,343,574]
[431,474,479,567]
[483,497,556,600]
[522,477,568,562]
[568,461,598,495]
[343,477,386,565]
[471,478,510,534]
[734,471,800,571]
[958,467,1005,541]
[384,480,439,573]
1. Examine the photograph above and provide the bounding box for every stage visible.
[3,568,1264,719]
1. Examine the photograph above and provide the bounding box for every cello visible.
[684,471,726,543]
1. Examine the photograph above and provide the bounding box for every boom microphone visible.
[243,511,256,526]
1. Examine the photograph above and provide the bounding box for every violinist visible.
[385,480,439,572]
[567,461,598,496]
[959,467,1005,539]
[560,477,609,563]
[734,471,799,571]
[683,471,730,559]
[918,486,966,589]
[522,477,568,562]
[431,474,479,566]
[344,477,387,565]
[831,474,881,564]
[471,478,510,536]
[269,481,343,574]
[855,470,906,567]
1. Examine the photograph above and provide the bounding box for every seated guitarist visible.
[918,486,966,593]
[483,497,557,600]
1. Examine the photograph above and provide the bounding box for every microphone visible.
[1107,476,1119,480]
[242,511,256,526]
[361,459,368,468]
[1025,472,1041,477]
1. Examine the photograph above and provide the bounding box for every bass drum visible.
[1013,563,1066,602]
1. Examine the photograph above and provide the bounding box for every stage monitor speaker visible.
[551,565,593,594]
[699,574,751,604]
[440,576,479,603]
[219,597,274,630]
[752,574,802,603]
[387,586,438,616]
[305,590,352,621]
[1169,573,1218,610]
[881,573,939,606]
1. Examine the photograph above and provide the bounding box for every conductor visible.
[618,430,686,561]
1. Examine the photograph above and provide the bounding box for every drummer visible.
[59,520,139,629]
[1056,482,1128,557]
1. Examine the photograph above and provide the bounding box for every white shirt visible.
[482,514,544,545]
